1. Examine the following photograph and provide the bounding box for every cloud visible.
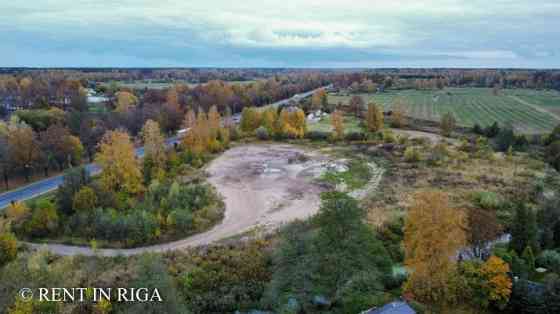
[1,0,560,67]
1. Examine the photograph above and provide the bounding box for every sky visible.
[1,0,560,68]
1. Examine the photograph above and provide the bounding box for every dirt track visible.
[27,144,328,256]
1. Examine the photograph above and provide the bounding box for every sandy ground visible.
[27,144,330,256]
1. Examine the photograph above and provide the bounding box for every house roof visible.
[362,301,416,314]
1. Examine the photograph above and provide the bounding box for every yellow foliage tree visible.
[391,98,408,128]
[114,91,138,113]
[5,202,30,225]
[311,89,327,111]
[331,110,344,140]
[278,108,306,139]
[366,102,384,132]
[261,107,279,135]
[95,130,143,195]
[208,105,221,138]
[142,120,167,170]
[240,107,261,133]
[404,190,466,306]
[480,256,512,308]
[183,108,196,130]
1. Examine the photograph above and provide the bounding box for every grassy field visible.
[307,115,362,133]
[99,79,257,90]
[329,88,560,134]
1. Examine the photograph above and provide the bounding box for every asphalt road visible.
[0,136,181,209]
[0,85,329,210]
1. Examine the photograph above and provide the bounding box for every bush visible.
[404,147,421,162]
[537,250,560,273]
[56,166,90,215]
[472,191,501,210]
[0,232,17,266]
[72,186,97,212]
[305,131,330,141]
[345,132,367,142]
[167,209,194,233]
[26,200,59,237]
[255,126,270,140]
[382,130,397,143]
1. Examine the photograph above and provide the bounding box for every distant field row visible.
[328,88,560,134]
[98,79,257,90]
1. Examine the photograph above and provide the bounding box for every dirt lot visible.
[27,144,334,256]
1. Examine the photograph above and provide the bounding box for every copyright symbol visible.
[19,288,33,302]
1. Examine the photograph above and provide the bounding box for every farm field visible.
[98,79,257,90]
[329,88,560,134]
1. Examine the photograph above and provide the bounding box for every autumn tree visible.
[278,108,306,139]
[72,186,98,212]
[366,102,384,132]
[40,124,83,171]
[182,109,224,155]
[349,96,364,118]
[0,232,17,266]
[114,91,138,113]
[141,120,167,182]
[461,256,512,310]
[467,208,503,258]
[440,112,456,137]
[391,98,408,128]
[166,85,179,107]
[240,107,261,133]
[261,107,279,136]
[182,108,196,130]
[404,191,466,306]
[208,105,221,137]
[95,130,143,195]
[5,117,41,182]
[331,110,344,140]
[311,89,328,111]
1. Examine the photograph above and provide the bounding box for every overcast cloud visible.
[1,0,559,67]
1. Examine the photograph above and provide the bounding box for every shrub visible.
[345,132,367,142]
[0,232,17,265]
[305,131,330,141]
[404,147,421,162]
[167,210,194,233]
[72,186,98,212]
[56,166,90,215]
[26,200,59,237]
[382,130,397,143]
[485,122,500,138]
[255,126,269,140]
[472,191,501,210]
[537,250,560,273]
[440,112,456,137]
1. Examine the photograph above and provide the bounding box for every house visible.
[361,301,416,314]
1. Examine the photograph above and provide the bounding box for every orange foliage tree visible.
[404,190,466,306]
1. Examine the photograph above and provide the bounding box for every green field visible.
[308,115,362,133]
[99,79,257,90]
[329,88,560,134]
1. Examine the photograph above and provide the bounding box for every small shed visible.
[361,301,416,314]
